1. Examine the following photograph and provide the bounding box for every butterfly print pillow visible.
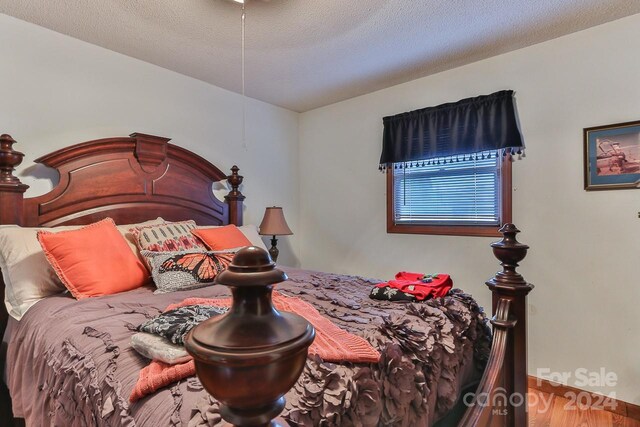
[141,250,234,294]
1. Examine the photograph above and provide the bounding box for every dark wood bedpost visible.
[0,133,28,361]
[225,165,245,226]
[459,224,533,427]
[0,135,28,427]
[185,247,315,427]
[0,135,28,225]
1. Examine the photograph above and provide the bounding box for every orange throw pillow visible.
[192,225,252,251]
[37,218,149,299]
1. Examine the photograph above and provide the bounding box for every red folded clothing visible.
[130,291,380,402]
[375,271,452,300]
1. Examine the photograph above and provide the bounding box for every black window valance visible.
[379,90,524,169]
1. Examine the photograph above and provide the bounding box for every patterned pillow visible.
[142,250,234,294]
[137,304,229,345]
[132,220,206,253]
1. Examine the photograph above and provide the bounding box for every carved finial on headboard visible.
[0,134,26,185]
[227,165,244,198]
[0,134,28,225]
[225,166,245,226]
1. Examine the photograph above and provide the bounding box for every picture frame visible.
[584,120,640,190]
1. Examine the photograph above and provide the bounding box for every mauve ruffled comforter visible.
[7,267,490,427]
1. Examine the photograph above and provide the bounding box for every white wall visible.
[300,14,640,404]
[0,14,300,267]
[3,7,639,407]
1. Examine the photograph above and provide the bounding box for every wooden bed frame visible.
[0,132,533,427]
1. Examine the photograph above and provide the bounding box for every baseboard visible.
[528,375,640,421]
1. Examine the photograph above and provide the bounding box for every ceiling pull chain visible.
[241,3,248,151]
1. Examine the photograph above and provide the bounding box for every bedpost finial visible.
[487,223,531,289]
[227,165,244,199]
[0,134,26,185]
[217,245,285,286]
[225,165,245,226]
[185,246,314,426]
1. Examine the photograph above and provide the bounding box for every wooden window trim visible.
[386,157,512,237]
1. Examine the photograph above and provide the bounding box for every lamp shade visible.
[259,207,293,236]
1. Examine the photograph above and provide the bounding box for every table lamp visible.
[259,207,293,262]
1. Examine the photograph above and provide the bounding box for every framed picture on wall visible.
[584,120,640,190]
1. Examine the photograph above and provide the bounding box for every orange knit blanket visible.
[130,292,380,402]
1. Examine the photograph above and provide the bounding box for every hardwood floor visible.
[529,389,640,427]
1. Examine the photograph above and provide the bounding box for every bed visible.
[0,132,533,427]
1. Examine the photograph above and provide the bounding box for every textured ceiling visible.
[1,1,639,112]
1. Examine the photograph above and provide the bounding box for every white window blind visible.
[393,152,502,226]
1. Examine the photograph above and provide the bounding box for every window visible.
[379,90,522,236]
[387,152,511,237]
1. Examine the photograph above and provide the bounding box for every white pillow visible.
[0,225,76,320]
[198,224,268,251]
[0,218,165,320]
[130,332,191,365]
[238,224,269,251]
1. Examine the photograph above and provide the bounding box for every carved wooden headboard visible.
[0,132,245,227]
[0,131,246,354]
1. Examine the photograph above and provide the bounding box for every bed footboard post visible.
[0,135,28,226]
[185,247,314,427]
[487,224,533,427]
[225,165,245,226]
[459,224,533,427]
